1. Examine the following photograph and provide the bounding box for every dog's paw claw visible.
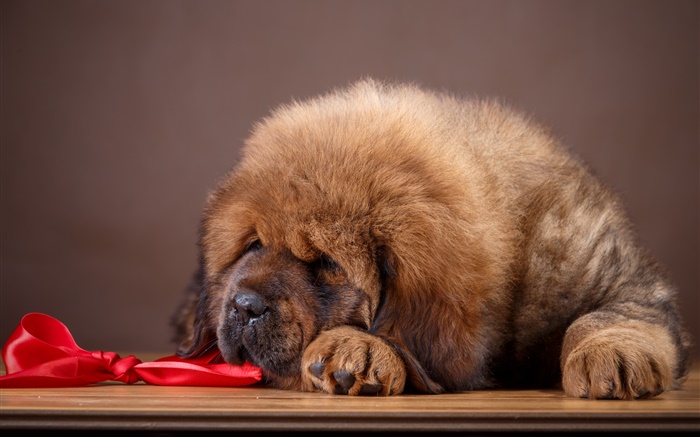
[358,382,383,395]
[309,361,325,378]
[333,370,356,392]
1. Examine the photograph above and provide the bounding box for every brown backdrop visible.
[2,0,698,357]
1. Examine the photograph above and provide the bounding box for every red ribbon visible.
[0,313,262,388]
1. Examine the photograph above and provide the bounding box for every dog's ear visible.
[377,245,397,292]
[390,341,445,394]
[373,246,445,393]
[171,258,218,358]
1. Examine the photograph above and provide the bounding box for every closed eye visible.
[309,252,344,288]
[310,253,342,272]
[242,238,262,255]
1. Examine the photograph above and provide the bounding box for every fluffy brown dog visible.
[173,79,692,398]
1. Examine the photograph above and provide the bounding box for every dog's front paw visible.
[562,327,674,399]
[301,326,406,395]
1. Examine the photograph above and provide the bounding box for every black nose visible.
[233,291,267,324]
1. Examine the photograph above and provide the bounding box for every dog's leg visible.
[560,303,682,399]
[301,326,406,396]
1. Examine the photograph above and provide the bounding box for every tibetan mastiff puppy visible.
[173,79,692,398]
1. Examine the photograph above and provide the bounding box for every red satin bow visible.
[0,313,262,388]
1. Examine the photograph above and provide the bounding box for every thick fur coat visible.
[173,79,692,398]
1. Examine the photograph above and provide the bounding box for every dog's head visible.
[177,163,396,387]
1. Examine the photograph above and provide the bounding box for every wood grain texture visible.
[1,355,698,432]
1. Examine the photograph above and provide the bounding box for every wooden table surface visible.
[1,355,698,434]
